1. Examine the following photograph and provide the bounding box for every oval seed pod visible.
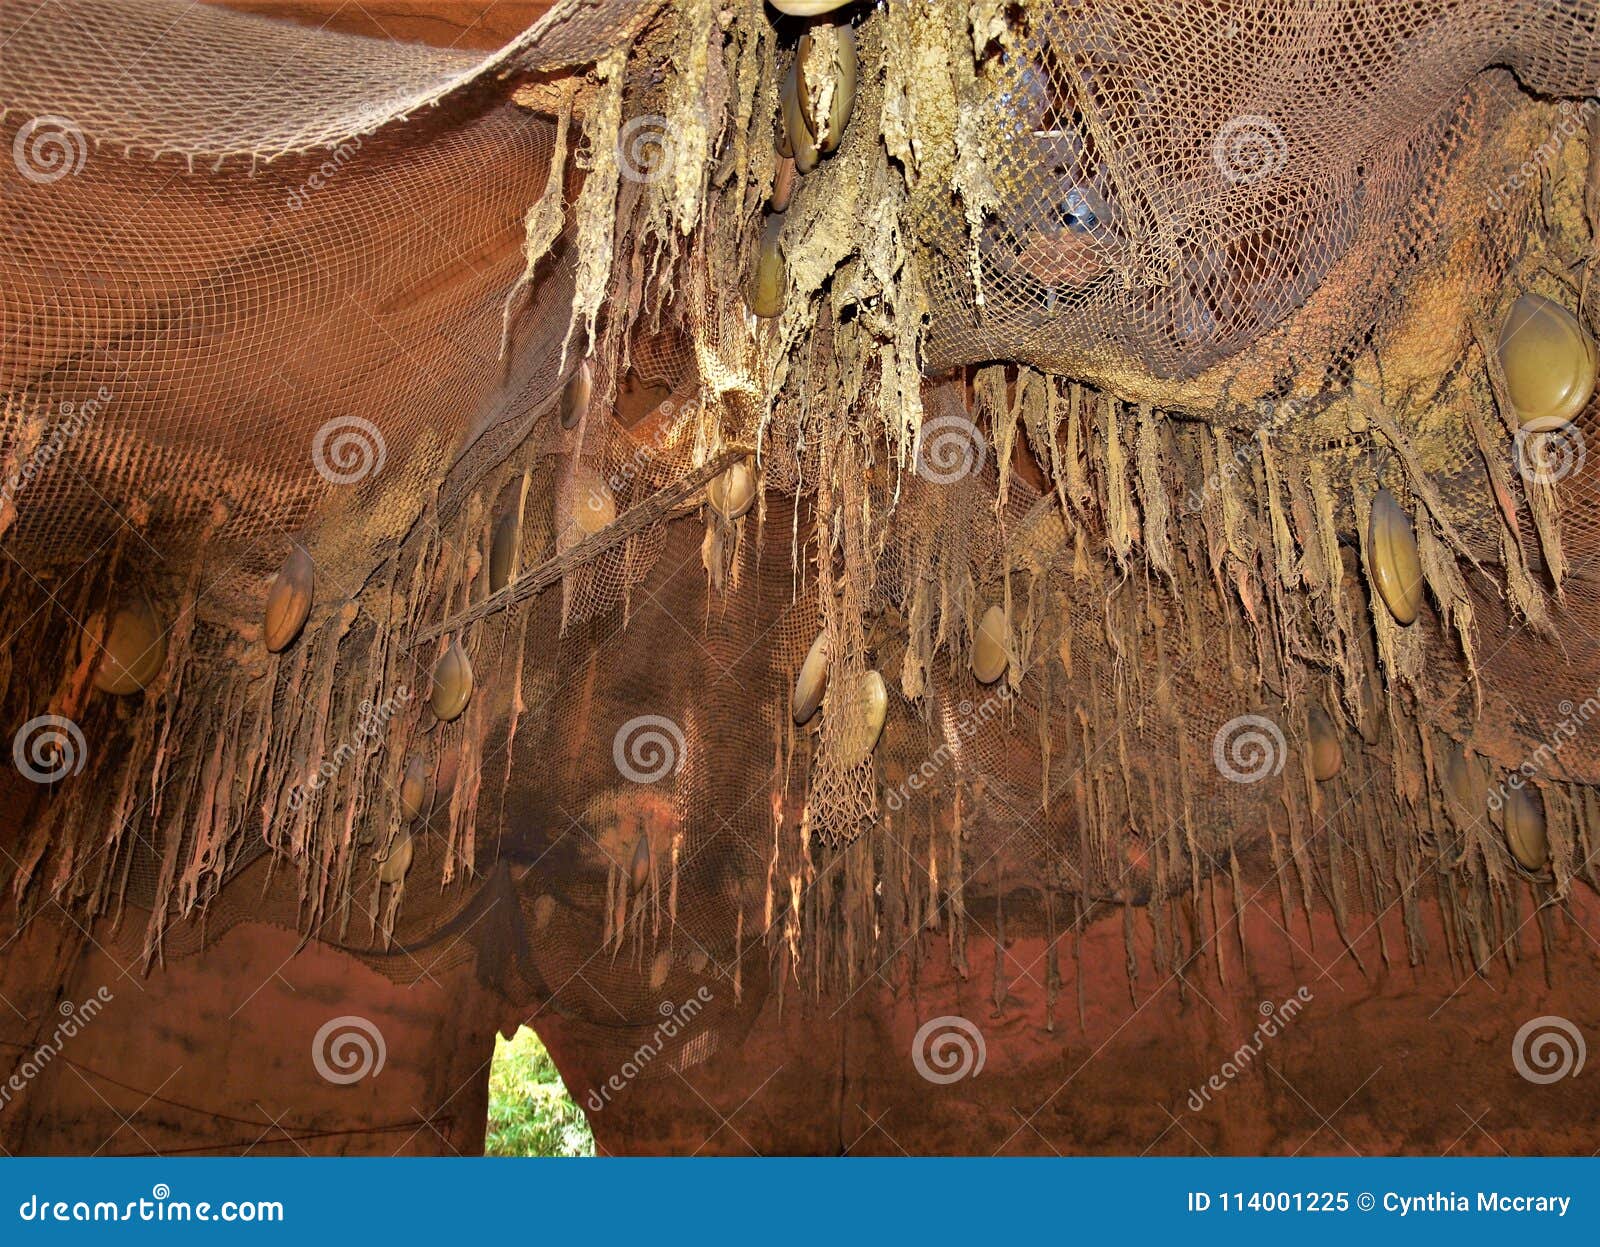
[745,214,787,319]
[488,506,519,592]
[430,639,474,722]
[838,669,888,769]
[649,949,671,990]
[1442,748,1475,811]
[707,459,757,520]
[1368,488,1423,626]
[793,631,829,724]
[971,604,1010,684]
[400,752,430,820]
[532,893,557,930]
[377,832,414,885]
[797,24,857,153]
[1496,293,1596,429]
[781,60,819,174]
[1306,706,1342,782]
[629,832,651,893]
[1503,785,1548,870]
[89,596,166,695]
[263,545,314,653]
[572,468,617,535]
[770,0,857,13]
[560,359,593,430]
[770,154,798,212]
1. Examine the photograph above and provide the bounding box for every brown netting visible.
[7,0,1600,1079]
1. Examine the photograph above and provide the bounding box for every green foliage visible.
[485,1026,595,1157]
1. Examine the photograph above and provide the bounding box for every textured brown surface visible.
[201,0,559,49]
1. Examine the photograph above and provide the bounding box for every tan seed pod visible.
[400,752,430,820]
[770,154,797,212]
[1442,748,1476,811]
[1306,706,1342,781]
[837,669,888,768]
[1496,293,1596,429]
[430,639,473,722]
[488,506,519,592]
[263,545,314,653]
[532,893,557,930]
[377,832,414,885]
[687,946,709,973]
[1503,785,1548,870]
[1368,488,1423,625]
[707,458,757,520]
[629,832,651,893]
[797,24,857,153]
[971,604,1010,685]
[781,59,819,174]
[560,359,593,429]
[793,631,829,724]
[88,595,166,695]
[770,0,857,13]
[745,214,787,319]
[648,949,671,990]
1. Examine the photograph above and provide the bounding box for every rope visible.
[415,448,744,643]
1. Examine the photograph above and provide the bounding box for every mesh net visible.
[6,0,1600,1081]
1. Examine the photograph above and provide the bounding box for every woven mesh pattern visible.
[6,0,1600,1070]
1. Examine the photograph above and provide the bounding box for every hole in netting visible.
[484,1026,595,1157]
